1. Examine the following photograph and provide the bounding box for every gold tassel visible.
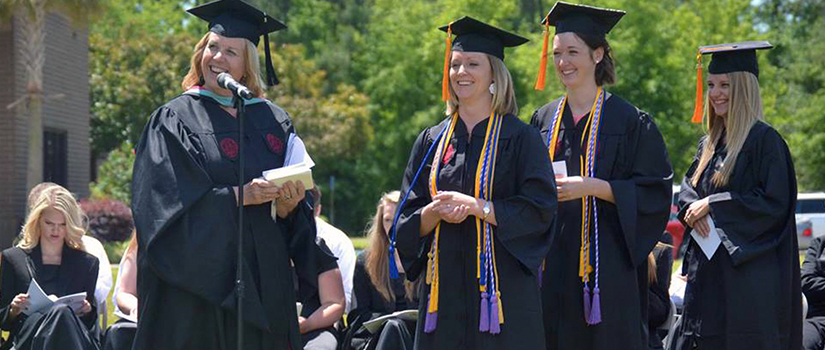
[442,25,453,102]
[691,51,704,124]
[534,22,550,90]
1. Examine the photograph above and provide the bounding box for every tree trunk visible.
[16,1,46,189]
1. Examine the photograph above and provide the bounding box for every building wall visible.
[0,12,90,248]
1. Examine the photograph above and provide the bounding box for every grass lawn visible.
[351,236,369,251]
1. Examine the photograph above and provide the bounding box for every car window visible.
[797,199,825,214]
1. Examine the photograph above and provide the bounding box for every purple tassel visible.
[479,292,490,332]
[490,294,501,334]
[424,311,438,333]
[589,287,602,325]
[583,285,592,324]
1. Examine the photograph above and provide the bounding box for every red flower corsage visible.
[220,138,239,159]
[266,133,284,154]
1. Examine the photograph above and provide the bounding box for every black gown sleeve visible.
[131,105,240,307]
[704,128,795,266]
[0,251,18,331]
[608,113,673,267]
[802,237,825,303]
[78,257,99,328]
[491,126,557,272]
[350,254,378,322]
[396,128,437,281]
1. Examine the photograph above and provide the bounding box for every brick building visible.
[0,12,91,248]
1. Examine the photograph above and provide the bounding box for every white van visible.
[797,192,825,240]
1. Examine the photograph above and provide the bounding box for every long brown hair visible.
[364,191,419,302]
[180,32,266,98]
[691,72,763,188]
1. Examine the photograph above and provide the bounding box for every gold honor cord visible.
[546,88,606,325]
[424,112,505,334]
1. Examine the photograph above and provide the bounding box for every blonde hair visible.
[18,186,86,251]
[364,191,419,303]
[446,54,518,116]
[181,32,266,98]
[691,72,763,188]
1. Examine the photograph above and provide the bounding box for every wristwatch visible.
[482,200,491,220]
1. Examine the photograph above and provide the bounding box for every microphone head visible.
[216,72,233,89]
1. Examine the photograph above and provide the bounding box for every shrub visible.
[80,198,134,243]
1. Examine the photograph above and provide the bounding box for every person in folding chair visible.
[671,41,801,350]
[393,16,557,350]
[0,185,100,350]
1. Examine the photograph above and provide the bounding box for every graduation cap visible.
[188,0,286,86]
[690,41,773,123]
[439,16,529,101]
[535,2,626,90]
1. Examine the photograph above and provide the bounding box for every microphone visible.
[217,72,253,100]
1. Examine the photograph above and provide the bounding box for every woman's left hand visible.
[76,300,92,316]
[275,180,306,218]
[557,176,594,202]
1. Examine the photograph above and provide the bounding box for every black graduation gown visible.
[0,245,99,350]
[395,114,557,350]
[347,252,419,350]
[131,94,321,350]
[672,121,801,350]
[801,236,825,350]
[531,95,673,350]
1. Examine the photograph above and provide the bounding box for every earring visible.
[489,83,496,94]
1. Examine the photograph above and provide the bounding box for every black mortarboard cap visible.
[438,16,527,101]
[438,16,528,61]
[700,41,773,77]
[187,0,286,86]
[543,1,625,38]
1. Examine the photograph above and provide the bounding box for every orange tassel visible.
[442,25,453,102]
[534,22,550,91]
[691,52,704,124]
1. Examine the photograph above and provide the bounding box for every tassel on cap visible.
[691,51,703,123]
[263,33,279,86]
[534,21,550,90]
[442,24,453,102]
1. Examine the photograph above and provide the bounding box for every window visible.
[43,129,68,186]
[797,198,825,214]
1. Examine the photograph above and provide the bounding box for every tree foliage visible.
[88,0,825,234]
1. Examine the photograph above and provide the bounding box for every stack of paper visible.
[23,279,86,315]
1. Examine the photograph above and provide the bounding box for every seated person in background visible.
[310,187,356,313]
[297,239,346,350]
[103,232,138,350]
[648,235,674,350]
[801,236,825,350]
[347,191,419,350]
[0,185,99,350]
[27,182,112,314]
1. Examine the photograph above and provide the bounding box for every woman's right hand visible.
[10,293,28,317]
[236,178,281,206]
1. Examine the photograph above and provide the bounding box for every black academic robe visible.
[131,94,321,350]
[0,245,99,350]
[672,121,802,350]
[396,114,557,350]
[346,252,418,350]
[801,236,825,350]
[531,94,673,350]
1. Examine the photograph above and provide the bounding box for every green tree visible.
[89,140,136,204]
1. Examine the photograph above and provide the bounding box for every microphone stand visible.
[233,93,248,350]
